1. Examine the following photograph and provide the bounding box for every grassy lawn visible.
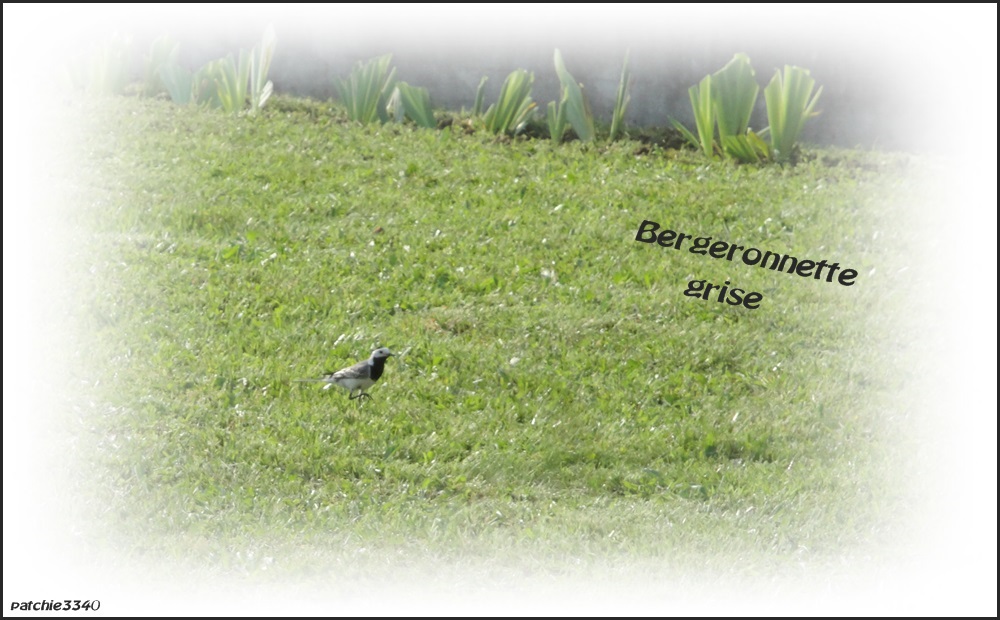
[52,93,920,582]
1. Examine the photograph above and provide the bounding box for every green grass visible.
[60,93,917,579]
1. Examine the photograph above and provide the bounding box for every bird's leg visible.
[349,391,372,401]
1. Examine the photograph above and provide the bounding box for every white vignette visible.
[3,4,996,616]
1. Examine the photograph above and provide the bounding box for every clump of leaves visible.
[206,53,251,113]
[672,53,775,163]
[672,74,715,157]
[763,65,823,163]
[546,97,568,143]
[336,54,437,128]
[550,49,595,142]
[335,54,397,125]
[482,69,537,135]
[388,82,436,128]
[156,25,275,113]
[159,60,201,105]
[142,34,179,97]
[63,33,132,96]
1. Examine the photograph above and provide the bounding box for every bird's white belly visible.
[326,376,375,391]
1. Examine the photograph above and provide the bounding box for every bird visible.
[295,347,395,401]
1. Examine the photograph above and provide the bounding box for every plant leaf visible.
[396,82,436,128]
[609,50,631,142]
[670,117,702,151]
[721,130,769,164]
[159,50,193,105]
[688,75,716,157]
[712,53,759,157]
[143,34,179,97]
[547,98,568,142]
[473,76,488,116]
[553,49,595,142]
[249,25,276,113]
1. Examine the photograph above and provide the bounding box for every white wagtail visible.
[295,347,394,401]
